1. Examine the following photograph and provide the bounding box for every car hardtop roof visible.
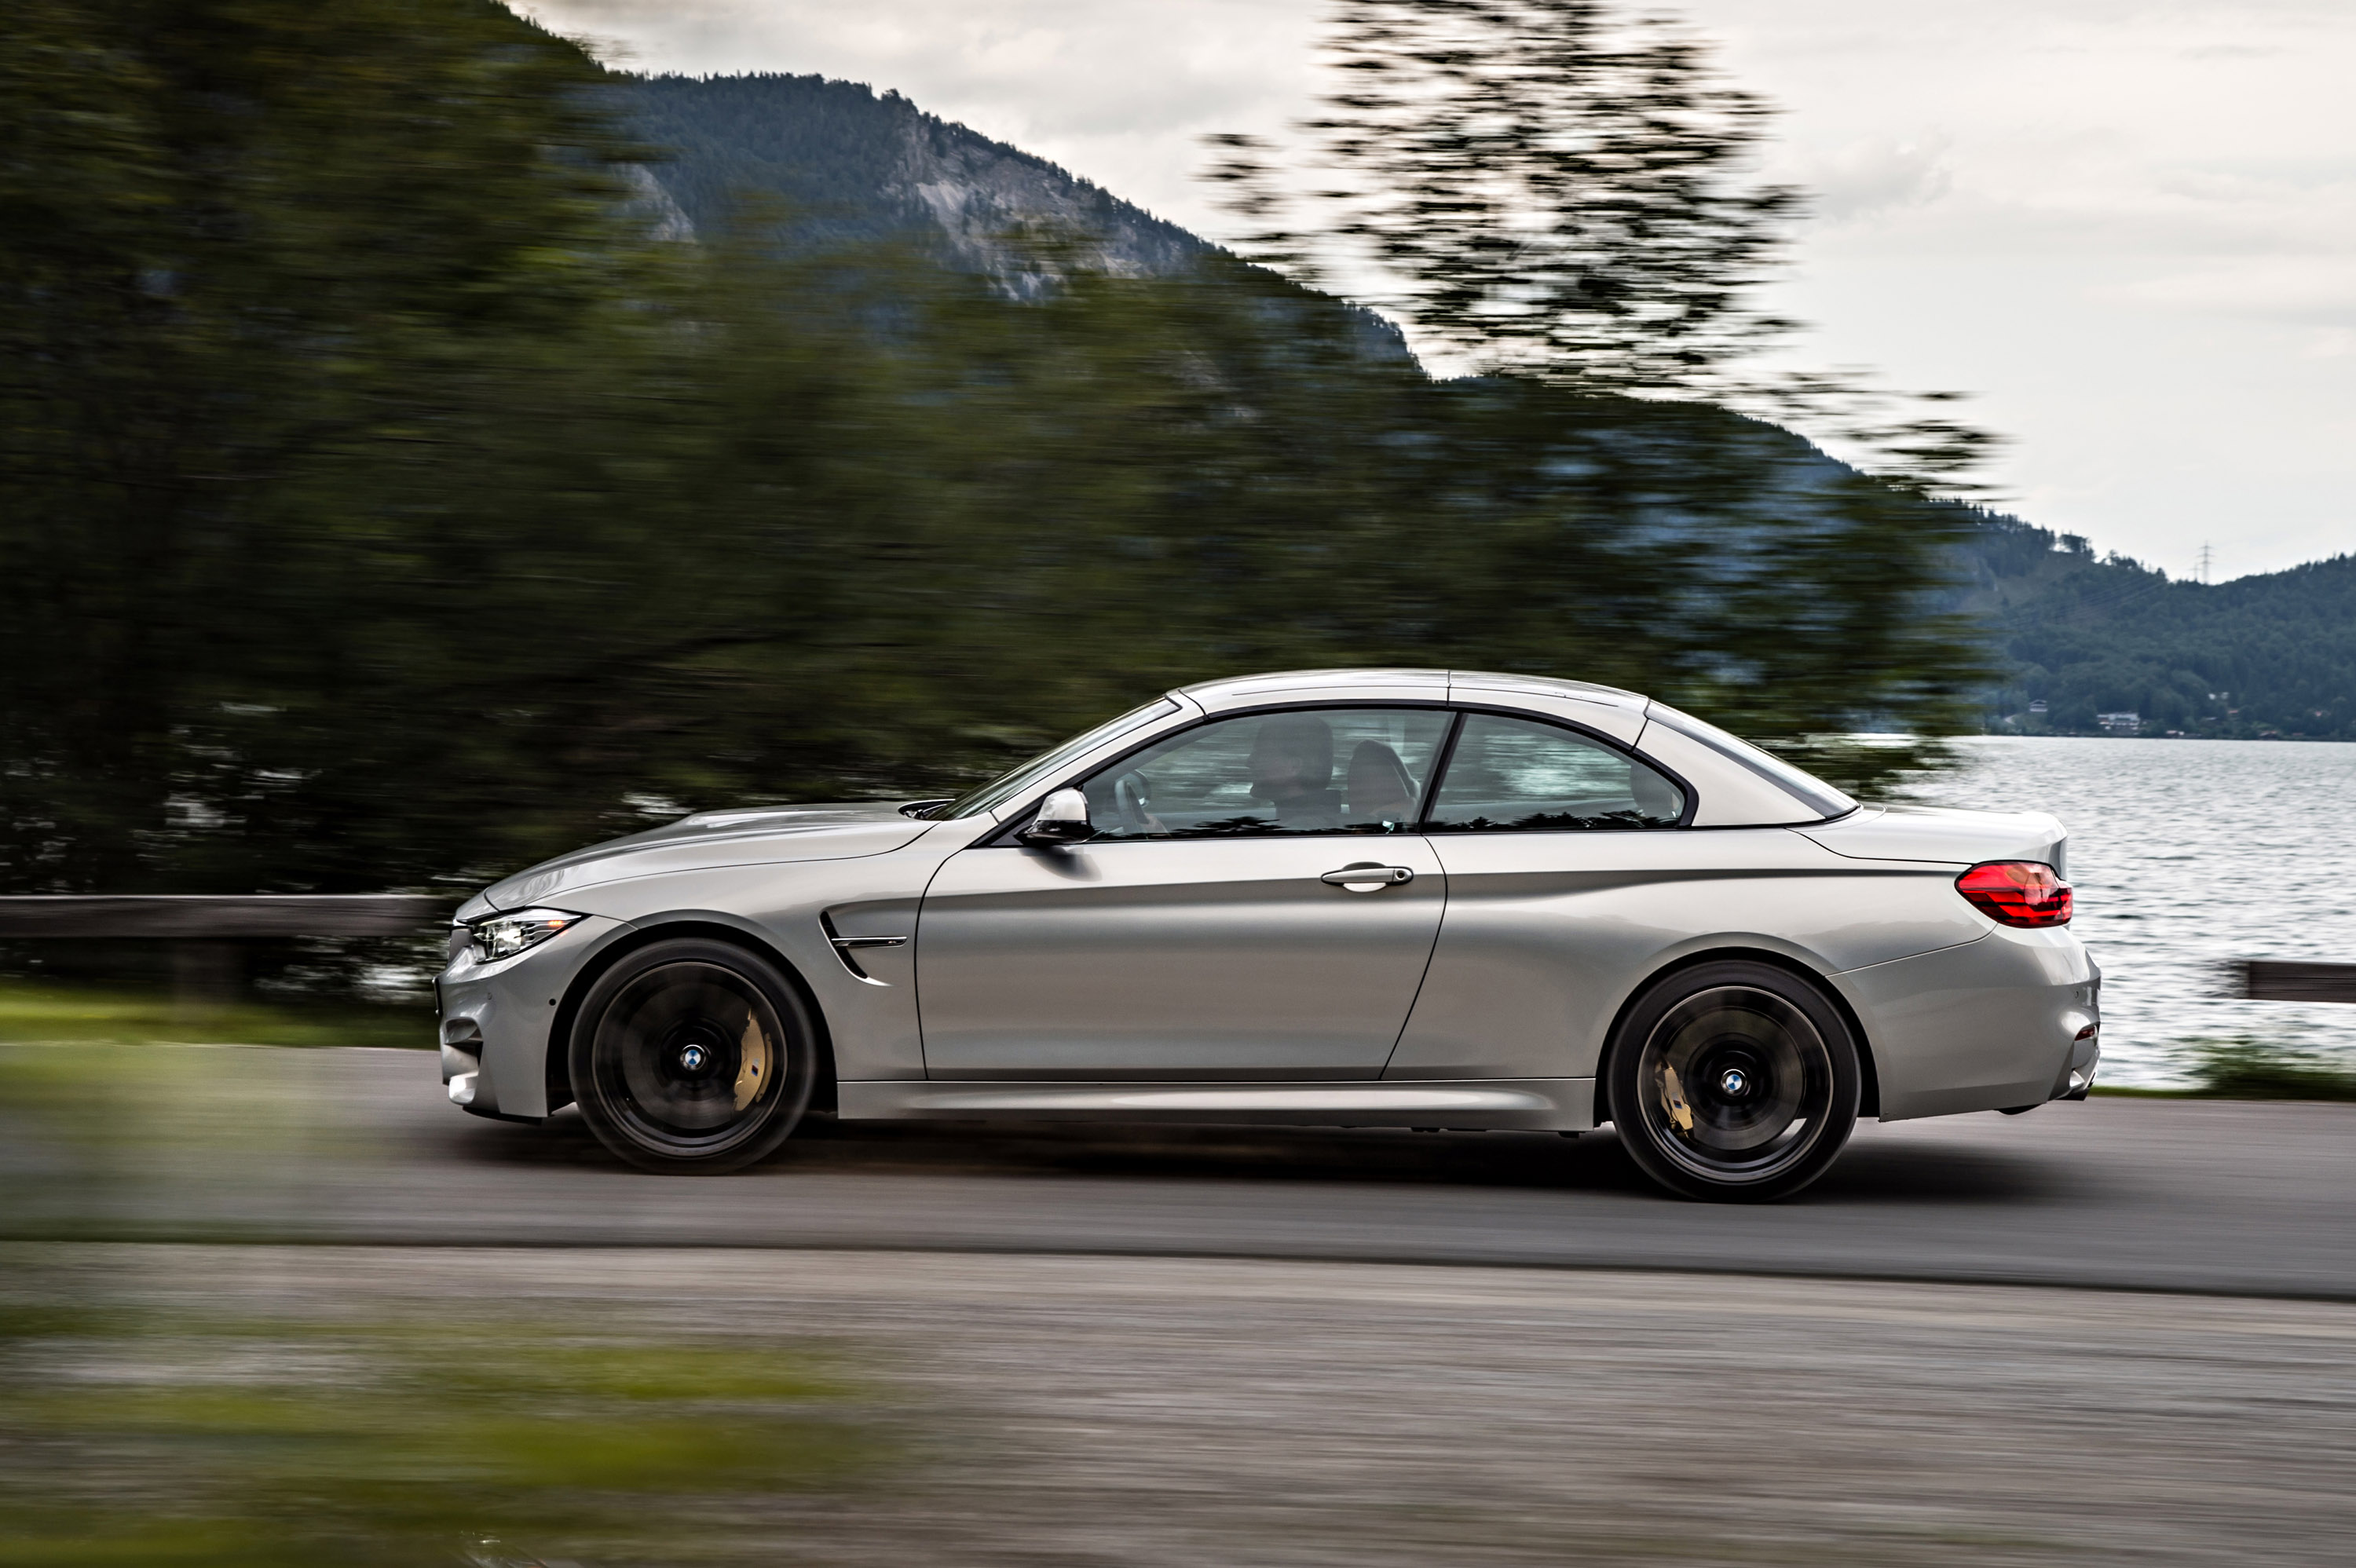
[1173,667,1648,712]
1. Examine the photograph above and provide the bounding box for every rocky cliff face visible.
[621,72,1205,285]
[884,108,1205,288]
[619,71,1409,356]
[621,162,696,244]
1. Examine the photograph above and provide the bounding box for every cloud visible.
[2115,258,2356,323]
[1788,137,1953,223]
[2302,327,2356,360]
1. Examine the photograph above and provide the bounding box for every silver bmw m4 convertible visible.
[437,668,2098,1201]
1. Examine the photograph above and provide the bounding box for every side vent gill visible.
[819,912,908,983]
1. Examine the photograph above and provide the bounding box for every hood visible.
[469,802,932,915]
[1796,802,2069,875]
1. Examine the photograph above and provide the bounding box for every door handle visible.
[1321,864,1415,890]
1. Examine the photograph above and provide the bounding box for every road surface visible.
[11,1045,2355,1299]
[14,1046,2356,1564]
[18,1244,2343,1568]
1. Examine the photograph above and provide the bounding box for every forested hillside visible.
[1952,515,2356,739]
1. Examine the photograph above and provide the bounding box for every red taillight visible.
[1955,861,2072,927]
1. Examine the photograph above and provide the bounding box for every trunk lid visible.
[1796,802,2069,875]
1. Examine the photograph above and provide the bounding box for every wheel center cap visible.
[678,1043,710,1073]
[1719,1067,1749,1097]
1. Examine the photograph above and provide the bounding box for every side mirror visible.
[1019,788,1094,846]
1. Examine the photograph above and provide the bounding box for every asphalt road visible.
[12,1045,2356,1299]
[43,1245,2356,1567]
[16,1049,2356,1564]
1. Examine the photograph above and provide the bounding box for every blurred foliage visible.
[2179,1037,2356,1102]
[1,0,649,895]
[2087,1036,2356,1100]
[1202,0,1998,491]
[1,0,1987,915]
[0,1301,883,1567]
[1204,0,1797,392]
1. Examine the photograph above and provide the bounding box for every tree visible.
[1202,0,1995,494]
[0,0,646,893]
[1213,0,1794,392]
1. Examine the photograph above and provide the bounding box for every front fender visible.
[520,832,971,1084]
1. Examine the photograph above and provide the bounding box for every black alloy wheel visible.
[569,938,818,1174]
[1605,959,1861,1202]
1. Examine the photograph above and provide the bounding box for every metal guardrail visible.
[0,894,453,1004]
[2239,960,2356,1006]
[0,894,448,939]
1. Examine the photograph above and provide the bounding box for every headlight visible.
[466,908,583,962]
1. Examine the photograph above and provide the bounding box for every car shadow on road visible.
[448,1108,2065,1204]
[1802,1138,2066,1204]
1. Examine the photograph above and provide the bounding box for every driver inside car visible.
[1247,715,1342,830]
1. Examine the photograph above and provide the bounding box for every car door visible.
[1386,711,1702,1082]
[916,706,1453,1080]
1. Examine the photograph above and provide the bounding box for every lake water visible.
[1906,736,2356,1086]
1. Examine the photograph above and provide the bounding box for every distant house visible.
[2097,711,2141,735]
[2028,700,2048,715]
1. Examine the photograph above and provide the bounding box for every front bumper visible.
[434,915,620,1121]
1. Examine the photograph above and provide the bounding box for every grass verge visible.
[0,1277,891,1568]
[2091,1036,2356,1102]
[0,976,425,1049]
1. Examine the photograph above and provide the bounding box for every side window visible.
[1077,708,1451,839]
[1427,714,1685,832]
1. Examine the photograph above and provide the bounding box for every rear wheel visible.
[569,938,818,1174]
[1606,960,1860,1202]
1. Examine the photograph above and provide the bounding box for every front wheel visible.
[1605,960,1860,1202]
[568,938,818,1174]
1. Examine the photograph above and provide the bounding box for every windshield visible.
[1642,703,1856,819]
[937,698,1182,819]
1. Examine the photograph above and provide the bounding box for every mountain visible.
[620,72,1208,286]
[1952,514,2356,740]
[609,68,2351,744]
[616,70,1415,362]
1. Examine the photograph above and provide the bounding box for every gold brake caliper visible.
[733,1014,770,1111]
[1658,1062,1695,1134]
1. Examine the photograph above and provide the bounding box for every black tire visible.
[1604,959,1860,1203]
[567,938,819,1174]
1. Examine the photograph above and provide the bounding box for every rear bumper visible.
[1835,927,2100,1121]
[2055,1023,2101,1101]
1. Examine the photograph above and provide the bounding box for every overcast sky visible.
[519,0,2356,581]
